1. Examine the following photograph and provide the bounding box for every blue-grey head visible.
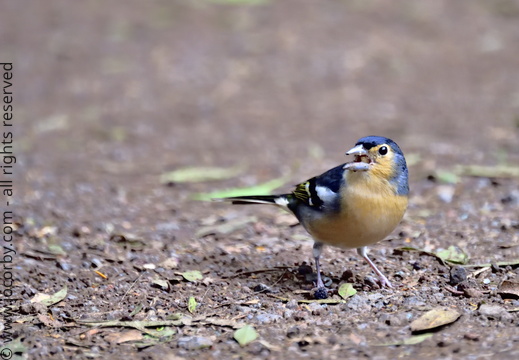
[345,136,409,196]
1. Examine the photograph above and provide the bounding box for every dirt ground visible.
[3,0,519,359]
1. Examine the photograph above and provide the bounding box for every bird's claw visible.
[378,275,392,289]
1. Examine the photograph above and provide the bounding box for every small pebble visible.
[341,269,355,281]
[402,296,426,307]
[286,299,298,310]
[20,302,47,315]
[177,336,213,350]
[293,311,308,321]
[463,288,483,298]
[254,312,281,324]
[450,266,467,285]
[367,293,384,302]
[283,309,294,319]
[286,326,300,338]
[247,341,269,356]
[464,333,480,341]
[91,258,103,268]
[345,294,371,312]
[253,283,272,293]
[308,302,325,315]
[298,264,313,275]
[379,313,404,326]
[57,260,72,271]
[478,304,513,321]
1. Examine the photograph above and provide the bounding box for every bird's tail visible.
[214,194,290,207]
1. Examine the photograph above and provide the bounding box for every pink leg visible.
[357,246,392,288]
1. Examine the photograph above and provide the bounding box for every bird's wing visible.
[291,164,345,210]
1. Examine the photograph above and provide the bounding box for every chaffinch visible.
[218,136,409,298]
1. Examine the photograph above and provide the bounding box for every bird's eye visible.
[378,146,388,155]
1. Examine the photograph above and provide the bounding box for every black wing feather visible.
[290,164,345,209]
[313,164,345,193]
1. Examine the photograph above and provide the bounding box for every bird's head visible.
[344,136,409,194]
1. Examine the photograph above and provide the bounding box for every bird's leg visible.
[357,246,392,288]
[313,242,325,289]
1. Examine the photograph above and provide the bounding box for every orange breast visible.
[307,172,408,249]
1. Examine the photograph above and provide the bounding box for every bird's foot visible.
[313,287,328,299]
[378,275,392,289]
[365,275,392,289]
[312,275,329,299]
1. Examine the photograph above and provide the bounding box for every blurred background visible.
[6,0,519,240]
[5,1,519,357]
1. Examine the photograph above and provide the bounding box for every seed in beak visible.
[354,155,370,164]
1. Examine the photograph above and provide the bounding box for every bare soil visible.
[3,0,519,359]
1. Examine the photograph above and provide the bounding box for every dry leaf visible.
[151,278,169,290]
[37,314,62,327]
[30,286,67,307]
[159,257,179,270]
[106,329,144,344]
[498,280,519,299]
[410,308,461,332]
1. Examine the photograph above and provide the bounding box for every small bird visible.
[217,136,409,297]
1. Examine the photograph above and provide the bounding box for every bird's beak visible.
[345,144,367,156]
[344,144,371,171]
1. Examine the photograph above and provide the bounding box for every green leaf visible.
[233,325,258,346]
[30,286,67,307]
[181,270,203,282]
[47,244,66,256]
[193,176,289,201]
[436,246,469,265]
[160,164,245,184]
[435,170,460,184]
[188,296,197,314]
[338,283,357,300]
